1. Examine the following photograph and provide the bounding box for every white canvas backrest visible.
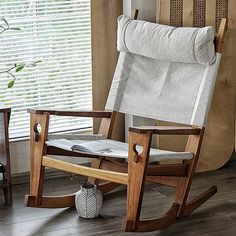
[105,16,222,127]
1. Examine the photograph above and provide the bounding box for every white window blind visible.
[0,0,92,139]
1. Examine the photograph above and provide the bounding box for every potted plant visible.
[0,17,40,89]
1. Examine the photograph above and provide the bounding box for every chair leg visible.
[97,182,121,194]
[89,158,122,194]
[180,185,217,218]
[175,130,215,218]
[175,177,191,216]
[123,132,152,232]
[3,184,12,206]
[25,113,49,207]
[88,158,102,186]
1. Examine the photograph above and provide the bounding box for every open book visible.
[46,139,128,158]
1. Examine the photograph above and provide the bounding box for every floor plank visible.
[0,156,236,236]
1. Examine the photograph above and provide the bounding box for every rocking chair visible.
[25,10,227,232]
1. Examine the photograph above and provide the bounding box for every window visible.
[0,0,92,139]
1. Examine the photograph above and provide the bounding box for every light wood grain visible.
[98,111,116,138]
[206,0,216,28]
[29,113,49,206]
[159,0,170,25]
[42,156,128,185]
[216,18,227,53]
[124,131,152,231]
[183,0,193,26]
[88,158,102,185]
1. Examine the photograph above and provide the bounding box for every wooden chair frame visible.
[25,12,227,232]
[0,107,12,206]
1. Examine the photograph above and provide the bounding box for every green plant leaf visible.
[32,60,42,66]
[16,65,24,72]
[9,27,21,31]
[8,80,14,88]
[34,60,42,64]
[1,17,9,27]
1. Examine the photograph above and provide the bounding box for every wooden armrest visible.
[129,126,202,135]
[27,109,113,118]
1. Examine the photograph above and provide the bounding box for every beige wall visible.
[91,0,124,141]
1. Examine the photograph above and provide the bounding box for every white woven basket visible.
[75,183,103,218]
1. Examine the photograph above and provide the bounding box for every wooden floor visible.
[0,156,236,236]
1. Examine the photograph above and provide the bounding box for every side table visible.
[0,106,12,206]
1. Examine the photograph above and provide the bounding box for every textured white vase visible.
[75,183,103,218]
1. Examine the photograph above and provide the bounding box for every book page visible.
[46,139,128,159]
[46,139,85,151]
[72,140,112,153]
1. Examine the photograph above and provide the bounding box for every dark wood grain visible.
[129,126,202,135]
[100,160,188,177]
[27,109,113,118]
[0,108,12,206]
